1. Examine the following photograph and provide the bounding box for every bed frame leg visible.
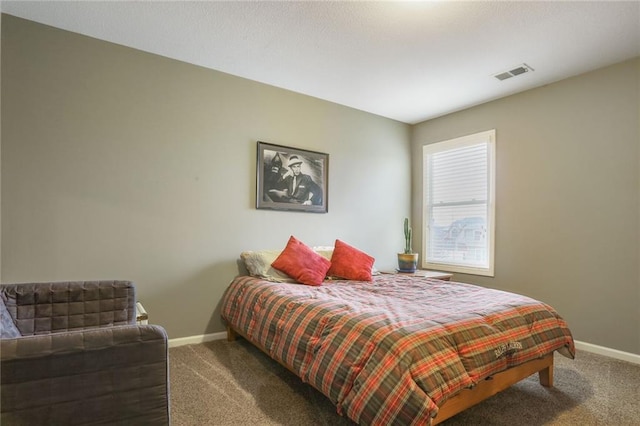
[538,365,553,387]
[226,325,238,342]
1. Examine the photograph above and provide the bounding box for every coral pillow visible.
[271,236,331,286]
[327,239,375,281]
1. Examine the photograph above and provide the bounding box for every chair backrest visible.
[1,281,136,335]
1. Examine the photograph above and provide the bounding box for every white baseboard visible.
[168,331,226,348]
[168,334,640,365]
[574,340,640,365]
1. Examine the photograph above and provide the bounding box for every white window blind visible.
[422,130,495,276]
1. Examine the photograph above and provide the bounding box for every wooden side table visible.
[382,270,453,281]
[136,301,149,325]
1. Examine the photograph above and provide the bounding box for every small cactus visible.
[404,218,413,254]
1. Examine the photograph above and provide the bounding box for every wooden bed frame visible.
[432,353,552,424]
[227,325,553,424]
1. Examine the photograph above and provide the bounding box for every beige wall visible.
[4,14,640,355]
[413,58,640,354]
[1,15,410,339]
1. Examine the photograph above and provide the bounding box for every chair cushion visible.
[0,296,21,338]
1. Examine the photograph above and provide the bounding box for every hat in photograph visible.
[288,156,303,167]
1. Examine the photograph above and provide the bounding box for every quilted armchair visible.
[0,280,170,425]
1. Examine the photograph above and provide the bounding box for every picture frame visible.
[256,141,329,213]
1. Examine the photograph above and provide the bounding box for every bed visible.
[221,271,574,425]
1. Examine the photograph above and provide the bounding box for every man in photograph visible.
[268,155,323,205]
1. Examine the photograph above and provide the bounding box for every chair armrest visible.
[1,324,169,425]
[1,280,136,334]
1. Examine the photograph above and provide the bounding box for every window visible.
[422,130,495,276]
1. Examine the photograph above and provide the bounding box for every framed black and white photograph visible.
[256,141,328,213]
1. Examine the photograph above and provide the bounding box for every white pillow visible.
[240,250,297,282]
[312,246,335,261]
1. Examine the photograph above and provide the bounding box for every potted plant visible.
[397,218,419,272]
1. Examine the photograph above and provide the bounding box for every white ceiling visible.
[2,1,639,124]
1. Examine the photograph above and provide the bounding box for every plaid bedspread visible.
[221,274,574,425]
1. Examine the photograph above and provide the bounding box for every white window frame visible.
[422,130,496,277]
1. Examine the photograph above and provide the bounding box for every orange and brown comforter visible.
[221,274,574,425]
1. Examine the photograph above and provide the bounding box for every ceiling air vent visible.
[493,63,534,81]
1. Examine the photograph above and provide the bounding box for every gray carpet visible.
[169,339,640,425]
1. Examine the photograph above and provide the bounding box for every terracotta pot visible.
[397,253,419,273]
